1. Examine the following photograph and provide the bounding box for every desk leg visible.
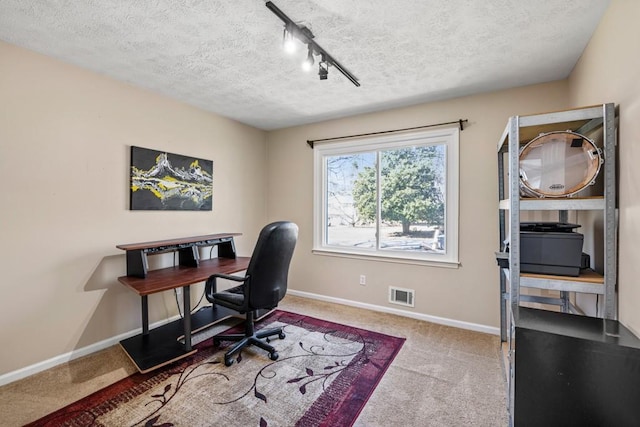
[141,295,149,335]
[183,286,192,351]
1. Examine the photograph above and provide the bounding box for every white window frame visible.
[313,127,459,267]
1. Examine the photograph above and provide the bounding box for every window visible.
[313,127,459,266]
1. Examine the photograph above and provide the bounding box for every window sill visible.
[311,248,460,269]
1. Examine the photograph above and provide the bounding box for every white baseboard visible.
[1,294,499,387]
[287,289,500,336]
[0,315,181,387]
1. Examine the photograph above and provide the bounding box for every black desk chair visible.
[205,221,298,366]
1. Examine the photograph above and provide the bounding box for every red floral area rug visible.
[27,310,405,427]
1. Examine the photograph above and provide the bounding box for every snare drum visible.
[519,131,603,198]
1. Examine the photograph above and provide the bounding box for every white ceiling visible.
[0,1,610,130]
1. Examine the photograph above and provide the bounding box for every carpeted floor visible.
[0,295,508,426]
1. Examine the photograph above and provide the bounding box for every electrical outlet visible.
[359,275,366,286]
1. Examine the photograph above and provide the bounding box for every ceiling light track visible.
[265,1,360,87]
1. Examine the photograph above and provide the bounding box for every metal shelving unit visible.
[498,103,617,325]
[496,104,617,425]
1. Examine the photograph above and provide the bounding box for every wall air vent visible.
[389,286,415,307]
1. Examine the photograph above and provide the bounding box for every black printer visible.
[519,222,584,276]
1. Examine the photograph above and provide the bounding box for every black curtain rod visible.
[306,119,468,148]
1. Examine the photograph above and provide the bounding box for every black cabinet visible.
[512,307,640,426]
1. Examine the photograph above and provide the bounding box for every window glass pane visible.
[314,127,458,264]
[378,144,446,253]
[326,153,376,248]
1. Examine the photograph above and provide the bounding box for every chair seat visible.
[212,287,245,311]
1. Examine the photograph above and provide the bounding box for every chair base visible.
[213,310,285,366]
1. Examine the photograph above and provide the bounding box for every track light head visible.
[318,56,329,80]
[302,44,314,72]
[282,26,297,54]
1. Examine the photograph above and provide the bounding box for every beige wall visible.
[4,0,637,379]
[568,0,640,335]
[0,41,267,375]
[266,81,570,328]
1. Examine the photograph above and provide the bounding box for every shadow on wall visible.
[66,254,142,383]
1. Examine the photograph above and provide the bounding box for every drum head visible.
[519,131,602,198]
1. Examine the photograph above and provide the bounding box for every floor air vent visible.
[389,286,415,307]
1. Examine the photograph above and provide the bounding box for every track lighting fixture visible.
[265,1,360,87]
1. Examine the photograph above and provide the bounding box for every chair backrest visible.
[245,221,298,310]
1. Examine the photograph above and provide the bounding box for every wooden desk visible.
[117,234,249,373]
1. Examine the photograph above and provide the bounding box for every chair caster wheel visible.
[224,357,234,367]
[269,351,279,361]
[278,332,286,340]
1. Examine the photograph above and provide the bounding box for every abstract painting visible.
[130,146,213,211]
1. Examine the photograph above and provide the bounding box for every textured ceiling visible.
[0,1,610,130]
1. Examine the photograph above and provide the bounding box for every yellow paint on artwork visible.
[150,188,164,199]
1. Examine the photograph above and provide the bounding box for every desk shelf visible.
[120,305,238,373]
[117,233,241,278]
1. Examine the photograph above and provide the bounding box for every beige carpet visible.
[0,295,508,426]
